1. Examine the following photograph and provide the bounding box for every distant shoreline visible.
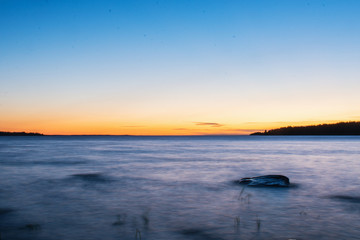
[3,122,360,136]
[250,121,360,135]
[0,131,44,136]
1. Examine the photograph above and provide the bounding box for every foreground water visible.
[1,136,360,240]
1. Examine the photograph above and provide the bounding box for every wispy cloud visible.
[173,128,188,130]
[194,122,224,127]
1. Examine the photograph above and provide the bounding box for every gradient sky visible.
[1,0,360,135]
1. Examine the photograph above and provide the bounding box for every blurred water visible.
[1,136,360,240]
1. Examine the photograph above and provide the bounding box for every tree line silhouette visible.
[250,121,360,135]
[0,131,43,136]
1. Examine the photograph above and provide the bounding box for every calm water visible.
[1,136,360,240]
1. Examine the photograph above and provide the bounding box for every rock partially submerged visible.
[235,175,290,187]
[70,173,110,182]
[328,195,360,203]
[0,208,14,215]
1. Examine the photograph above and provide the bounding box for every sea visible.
[1,136,360,240]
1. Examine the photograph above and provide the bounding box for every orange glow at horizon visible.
[0,118,351,135]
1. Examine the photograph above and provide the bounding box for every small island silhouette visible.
[250,121,360,135]
[0,131,43,136]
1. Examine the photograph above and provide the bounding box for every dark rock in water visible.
[329,195,360,203]
[19,224,41,231]
[112,214,127,226]
[235,175,290,187]
[0,208,14,215]
[179,228,224,240]
[70,173,109,182]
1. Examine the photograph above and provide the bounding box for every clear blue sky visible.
[1,0,360,134]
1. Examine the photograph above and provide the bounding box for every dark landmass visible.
[0,131,44,136]
[250,121,360,135]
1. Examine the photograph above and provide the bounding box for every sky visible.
[1,0,360,135]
